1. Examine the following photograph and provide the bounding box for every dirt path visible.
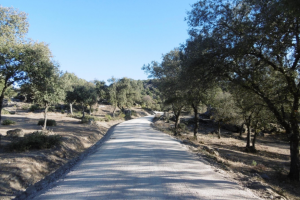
[30,116,259,199]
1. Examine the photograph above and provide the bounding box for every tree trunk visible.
[288,105,300,181]
[174,111,181,136]
[70,103,73,115]
[112,106,116,118]
[43,103,49,130]
[246,123,251,148]
[218,121,221,139]
[252,122,259,150]
[192,104,198,137]
[239,123,245,137]
[89,104,92,115]
[24,95,27,103]
[0,84,8,123]
[82,104,85,118]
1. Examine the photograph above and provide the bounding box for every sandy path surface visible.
[31,116,259,199]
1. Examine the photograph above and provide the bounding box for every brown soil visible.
[152,114,300,200]
[0,102,150,200]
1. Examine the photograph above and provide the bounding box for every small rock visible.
[7,129,24,137]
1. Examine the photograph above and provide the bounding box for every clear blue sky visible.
[1,0,196,83]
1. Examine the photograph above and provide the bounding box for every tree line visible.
[143,0,300,181]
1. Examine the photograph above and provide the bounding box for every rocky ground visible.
[152,113,300,200]
[0,102,150,200]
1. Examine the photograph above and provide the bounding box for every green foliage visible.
[125,113,132,120]
[81,115,101,124]
[94,80,108,102]
[29,104,40,112]
[177,123,186,130]
[67,111,82,119]
[2,119,16,125]
[108,77,142,113]
[118,112,125,119]
[1,109,10,115]
[0,6,54,123]
[252,160,257,167]
[105,114,112,122]
[21,104,30,110]
[131,110,137,117]
[4,86,17,99]
[38,119,57,126]
[48,106,55,112]
[8,131,62,152]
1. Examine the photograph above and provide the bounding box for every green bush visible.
[178,123,186,130]
[2,119,16,125]
[61,109,65,114]
[1,109,10,115]
[131,110,137,117]
[118,113,125,119]
[81,115,101,124]
[8,131,62,151]
[125,113,132,120]
[29,104,40,112]
[105,114,112,122]
[48,106,55,112]
[21,105,30,110]
[38,119,57,126]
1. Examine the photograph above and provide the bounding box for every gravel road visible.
[31,116,259,199]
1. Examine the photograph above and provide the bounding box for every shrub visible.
[105,114,112,122]
[67,111,82,119]
[81,115,101,124]
[8,131,62,151]
[2,119,16,125]
[131,110,137,117]
[118,113,125,119]
[38,119,57,126]
[48,106,55,112]
[178,123,186,130]
[251,160,257,166]
[21,105,30,110]
[61,109,65,114]
[1,109,10,115]
[125,113,132,120]
[29,104,40,112]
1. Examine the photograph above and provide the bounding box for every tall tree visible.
[187,0,300,180]
[61,72,86,115]
[94,80,107,103]
[30,61,64,130]
[108,77,141,117]
[181,35,219,137]
[0,6,52,122]
[143,49,186,135]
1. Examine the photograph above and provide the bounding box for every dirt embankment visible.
[0,103,150,200]
[152,114,300,200]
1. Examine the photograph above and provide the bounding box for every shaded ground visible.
[153,114,300,200]
[0,102,150,200]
